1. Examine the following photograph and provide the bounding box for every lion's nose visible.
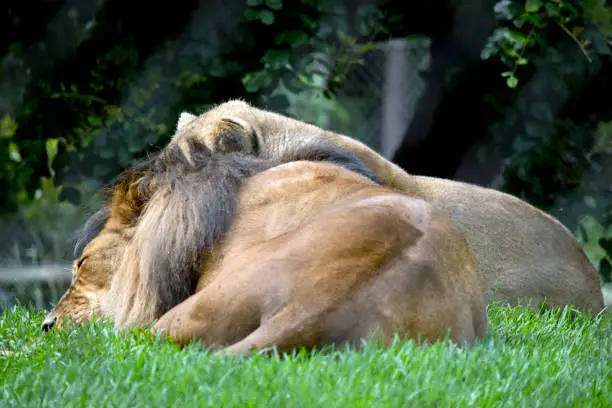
[41,316,56,332]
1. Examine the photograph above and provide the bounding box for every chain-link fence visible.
[330,37,430,158]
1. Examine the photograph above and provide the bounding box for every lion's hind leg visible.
[152,283,327,356]
[218,303,326,357]
[151,281,262,351]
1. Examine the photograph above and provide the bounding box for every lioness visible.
[172,100,605,314]
[43,139,486,355]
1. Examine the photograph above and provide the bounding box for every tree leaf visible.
[275,30,308,46]
[45,138,59,171]
[261,49,290,67]
[259,10,275,25]
[525,0,542,13]
[0,115,18,139]
[599,237,612,256]
[265,0,282,11]
[358,43,376,54]
[242,70,271,93]
[244,9,259,21]
[571,26,584,37]
[506,75,519,88]
[8,142,22,162]
[503,29,529,45]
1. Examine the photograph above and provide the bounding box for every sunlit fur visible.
[172,100,605,314]
[44,140,487,354]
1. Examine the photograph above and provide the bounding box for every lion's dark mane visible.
[76,138,379,258]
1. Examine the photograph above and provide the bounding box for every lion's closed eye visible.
[219,118,259,155]
[76,256,89,270]
[220,118,243,129]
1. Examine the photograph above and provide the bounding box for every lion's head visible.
[43,138,278,331]
[42,228,128,330]
[173,100,338,161]
[173,100,261,156]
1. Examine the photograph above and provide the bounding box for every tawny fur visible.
[153,161,487,354]
[43,157,487,354]
[172,100,605,314]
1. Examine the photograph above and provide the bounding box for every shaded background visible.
[1,0,611,308]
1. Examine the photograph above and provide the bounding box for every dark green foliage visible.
[1,0,324,215]
[3,0,612,281]
[481,1,612,276]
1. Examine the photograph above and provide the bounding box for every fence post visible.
[381,39,409,160]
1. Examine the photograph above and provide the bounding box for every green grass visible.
[1,305,610,408]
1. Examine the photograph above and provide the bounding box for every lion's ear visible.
[177,112,197,132]
[212,117,259,155]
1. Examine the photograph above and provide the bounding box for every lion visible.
[171,100,605,314]
[43,138,487,355]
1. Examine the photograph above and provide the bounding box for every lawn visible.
[1,304,610,407]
